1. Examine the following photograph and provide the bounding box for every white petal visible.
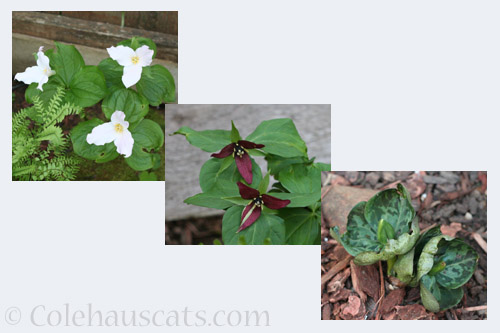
[14,66,45,86]
[86,122,117,146]
[114,129,134,158]
[122,65,143,88]
[37,74,49,91]
[36,51,51,69]
[107,45,135,67]
[136,45,154,67]
[111,111,129,129]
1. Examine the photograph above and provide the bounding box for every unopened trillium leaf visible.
[246,118,308,158]
[420,275,464,312]
[173,126,231,152]
[222,206,285,245]
[393,247,415,284]
[377,219,396,245]
[230,120,242,142]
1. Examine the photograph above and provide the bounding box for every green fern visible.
[12,87,83,181]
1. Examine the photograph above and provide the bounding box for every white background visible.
[1,0,498,331]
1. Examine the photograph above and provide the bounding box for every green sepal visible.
[230,120,242,142]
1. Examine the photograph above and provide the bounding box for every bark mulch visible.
[321,171,487,320]
[165,216,223,245]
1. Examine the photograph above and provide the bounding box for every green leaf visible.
[269,191,320,208]
[199,158,262,195]
[258,173,270,194]
[222,206,285,245]
[173,126,230,152]
[331,185,420,265]
[71,118,116,160]
[246,118,308,158]
[364,187,415,237]
[125,144,155,171]
[265,154,308,176]
[66,66,108,107]
[278,163,321,194]
[98,58,125,89]
[51,42,85,87]
[139,171,157,181]
[184,193,234,210]
[131,119,164,150]
[136,65,176,106]
[118,37,157,59]
[102,88,149,125]
[417,237,478,290]
[331,201,381,258]
[278,208,320,245]
[230,120,242,142]
[420,275,464,312]
[25,76,64,106]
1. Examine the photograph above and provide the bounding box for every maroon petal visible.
[235,151,253,184]
[237,204,262,232]
[211,143,235,158]
[262,194,291,210]
[238,140,265,149]
[237,181,260,200]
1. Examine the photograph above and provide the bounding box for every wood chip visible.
[441,222,462,238]
[471,232,487,253]
[321,255,352,289]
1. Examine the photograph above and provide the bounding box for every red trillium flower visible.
[211,140,264,184]
[236,182,290,232]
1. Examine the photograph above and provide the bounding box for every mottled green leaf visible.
[420,275,464,312]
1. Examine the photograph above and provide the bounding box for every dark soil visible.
[12,79,165,181]
[321,171,487,320]
[165,216,223,245]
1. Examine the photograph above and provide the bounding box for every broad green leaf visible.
[125,144,155,171]
[199,158,262,194]
[131,119,164,150]
[136,65,176,106]
[278,163,322,194]
[222,206,285,245]
[98,58,125,89]
[184,193,235,210]
[102,88,149,125]
[66,66,108,107]
[173,126,230,152]
[269,191,320,208]
[246,118,308,158]
[230,120,242,142]
[416,235,454,282]
[265,154,308,176]
[278,208,320,245]
[139,171,158,181]
[51,42,85,87]
[118,37,157,59]
[71,118,116,160]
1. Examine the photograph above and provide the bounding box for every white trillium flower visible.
[14,46,56,91]
[86,111,134,158]
[106,45,154,88]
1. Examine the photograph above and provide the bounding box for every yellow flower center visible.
[131,56,140,65]
[114,123,124,133]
